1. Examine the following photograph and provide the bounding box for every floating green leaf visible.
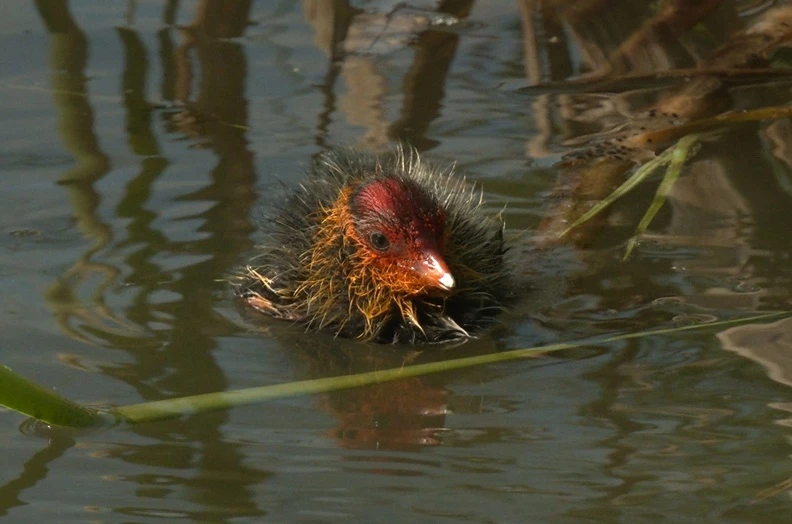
[0,365,111,428]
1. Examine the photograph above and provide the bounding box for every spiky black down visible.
[239,147,510,344]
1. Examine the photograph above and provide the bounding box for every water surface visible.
[2,1,792,521]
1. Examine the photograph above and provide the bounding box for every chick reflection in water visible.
[240,148,510,344]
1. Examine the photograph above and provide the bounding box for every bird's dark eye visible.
[369,231,390,251]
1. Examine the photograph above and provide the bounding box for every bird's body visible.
[240,148,509,344]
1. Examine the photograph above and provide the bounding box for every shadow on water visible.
[3,0,792,520]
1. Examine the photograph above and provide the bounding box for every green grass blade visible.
[114,310,789,424]
[1,311,787,427]
[624,134,701,259]
[0,365,110,428]
[559,146,678,238]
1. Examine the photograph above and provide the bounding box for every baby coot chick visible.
[240,147,509,344]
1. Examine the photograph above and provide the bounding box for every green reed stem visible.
[115,311,790,423]
[2,311,788,428]
[623,134,700,258]
[559,141,677,238]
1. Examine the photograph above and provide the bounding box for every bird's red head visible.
[348,176,454,295]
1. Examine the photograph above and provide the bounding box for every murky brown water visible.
[2,0,792,521]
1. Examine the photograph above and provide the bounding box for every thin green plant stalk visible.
[115,311,789,423]
[623,133,701,259]
[2,311,788,428]
[558,144,677,238]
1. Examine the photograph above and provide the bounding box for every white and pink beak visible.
[412,249,455,291]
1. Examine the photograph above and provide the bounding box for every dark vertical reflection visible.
[118,28,159,156]
[520,0,576,157]
[36,0,119,343]
[36,0,109,182]
[576,345,645,522]
[162,0,179,26]
[103,2,266,519]
[115,26,169,334]
[157,27,176,102]
[301,0,359,149]
[303,1,474,151]
[0,435,75,517]
[33,0,267,519]
[388,0,475,151]
[162,11,266,514]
